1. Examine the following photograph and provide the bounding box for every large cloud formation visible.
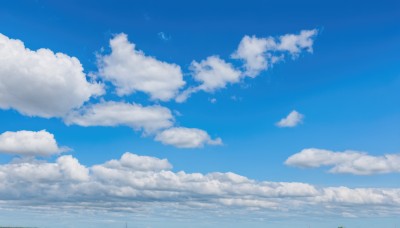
[0,152,399,219]
[0,30,317,148]
[0,33,103,118]
[285,148,400,175]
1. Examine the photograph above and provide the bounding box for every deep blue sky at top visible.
[0,0,399,187]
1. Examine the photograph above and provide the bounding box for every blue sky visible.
[0,0,399,227]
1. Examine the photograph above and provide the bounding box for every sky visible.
[0,0,399,227]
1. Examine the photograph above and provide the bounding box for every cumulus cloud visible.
[101,152,172,171]
[98,33,185,101]
[56,155,90,181]
[0,152,399,218]
[276,110,304,127]
[64,101,174,133]
[0,130,68,156]
[176,56,242,102]
[277,29,317,54]
[0,155,89,186]
[285,148,400,175]
[191,56,241,91]
[232,29,317,77]
[231,35,277,77]
[0,33,103,118]
[155,127,222,148]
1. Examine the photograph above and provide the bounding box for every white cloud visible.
[0,33,103,118]
[176,56,242,102]
[285,148,400,175]
[0,155,88,185]
[191,56,242,92]
[276,110,304,127]
[231,35,277,77]
[232,29,317,77]
[98,33,185,101]
[155,127,222,148]
[0,130,68,156]
[64,102,221,148]
[178,29,318,102]
[101,152,172,171]
[0,152,400,219]
[64,101,174,133]
[57,155,90,181]
[277,29,317,54]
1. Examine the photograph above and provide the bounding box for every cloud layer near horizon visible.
[0,151,399,218]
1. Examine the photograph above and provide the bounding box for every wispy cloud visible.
[158,32,171,41]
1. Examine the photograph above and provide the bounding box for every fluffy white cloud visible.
[277,29,317,54]
[232,29,317,77]
[176,56,242,102]
[231,35,277,77]
[0,130,68,156]
[98,33,185,101]
[0,152,399,219]
[191,56,242,91]
[56,155,90,181]
[285,148,400,175]
[155,127,222,148]
[64,101,174,133]
[0,155,88,187]
[276,110,304,127]
[101,152,172,171]
[0,33,103,118]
